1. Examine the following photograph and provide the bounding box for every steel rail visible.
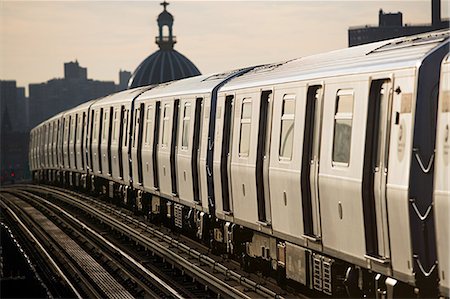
[0,193,83,299]
[25,184,283,299]
[2,191,138,299]
[15,189,185,299]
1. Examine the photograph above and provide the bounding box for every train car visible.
[60,101,96,187]
[434,53,450,297]
[29,29,449,298]
[29,112,63,183]
[86,86,153,200]
[131,69,260,235]
[210,30,449,297]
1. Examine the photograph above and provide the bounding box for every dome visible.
[129,49,201,88]
[158,10,173,24]
[128,1,201,88]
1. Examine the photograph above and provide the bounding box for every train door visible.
[44,124,49,168]
[107,107,113,176]
[141,103,156,190]
[76,113,82,170]
[48,123,53,169]
[170,99,180,195]
[301,85,324,239]
[362,79,393,259]
[91,109,101,174]
[70,114,77,169]
[88,110,95,172]
[110,107,120,178]
[133,103,145,185]
[131,103,145,185]
[121,108,130,182]
[153,101,161,190]
[56,119,61,168]
[80,112,86,170]
[176,99,193,201]
[100,107,110,175]
[63,116,70,169]
[157,100,178,197]
[231,90,273,225]
[98,108,104,174]
[256,90,273,223]
[116,106,125,179]
[192,98,203,203]
[220,95,235,213]
[37,128,41,168]
[176,98,203,204]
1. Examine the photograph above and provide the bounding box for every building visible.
[118,70,132,91]
[348,0,449,47]
[0,81,30,183]
[64,60,87,80]
[28,60,117,127]
[0,81,28,133]
[129,1,201,88]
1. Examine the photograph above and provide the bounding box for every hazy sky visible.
[1,0,449,93]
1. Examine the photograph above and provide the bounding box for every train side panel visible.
[318,76,368,265]
[139,99,159,192]
[198,98,211,212]
[213,93,235,219]
[269,83,306,241]
[157,99,177,198]
[230,90,264,227]
[176,96,204,206]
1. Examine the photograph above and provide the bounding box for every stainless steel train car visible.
[29,30,450,298]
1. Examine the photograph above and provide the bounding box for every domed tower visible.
[129,1,201,88]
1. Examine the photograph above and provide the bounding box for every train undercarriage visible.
[33,169,421,298]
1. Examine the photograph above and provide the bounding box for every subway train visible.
[29,30,449,298]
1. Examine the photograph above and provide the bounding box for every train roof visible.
[91,85,153,107]
[39,111,64,126]
[220,30,449,92]
[137,68,247,100]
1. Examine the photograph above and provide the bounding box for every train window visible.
[133,108,139,148]
[112,108,118,143]
[144,105,153,145]
[48,123,52,145]
[279,94,296,160]
[71,115,76,143]
[181,102,191,149]
[162,104,170,147]
[64,117,70,144]
[239,99,252,157]
[123,109,129,147]
[93,111,99,142]
[54,121,58,146]
[77,114,82,142]
[102,110,108,141]
[332,89,354,165]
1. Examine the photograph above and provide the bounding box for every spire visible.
[156,1,176,50]
[161,1,169,11]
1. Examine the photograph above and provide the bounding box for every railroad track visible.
[0,189,193,299]
[0,192,134,299]
[5,184,294,298]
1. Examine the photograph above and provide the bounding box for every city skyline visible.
[1,0,449,94]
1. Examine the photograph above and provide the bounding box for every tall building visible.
[129,1,201,88]
[0,80,30,183]
[64,60,87,80]
[348,0,449,47]
[0,81,28,133]
[118,70,132,91]
[28,61,117,127]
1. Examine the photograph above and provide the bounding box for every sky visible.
[1,0,449,94]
